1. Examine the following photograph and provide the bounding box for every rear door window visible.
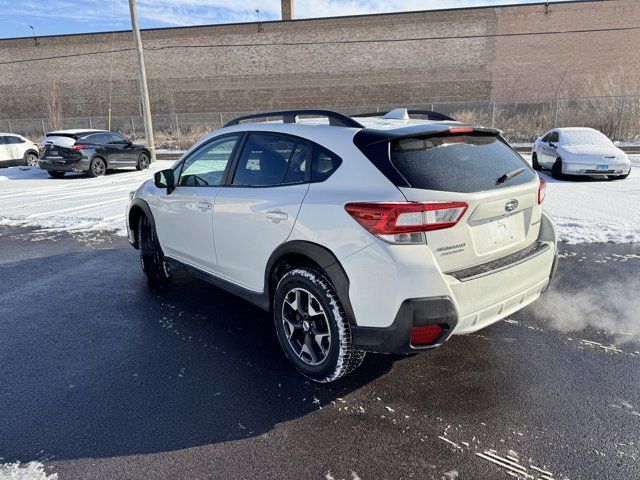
[232,134,297,187]
[389,134,536,193]
[82,134,104,144]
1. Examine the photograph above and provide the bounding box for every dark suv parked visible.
[39,129,151,178]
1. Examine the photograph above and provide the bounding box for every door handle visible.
[266,209,288,222]
[195,202,212,212]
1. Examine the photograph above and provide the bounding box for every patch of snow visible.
[0,161,174,236]
[524,154,640,243]
[0,461,58,480]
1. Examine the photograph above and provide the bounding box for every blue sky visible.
[0,0,579,39]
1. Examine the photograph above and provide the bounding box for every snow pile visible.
[523,154,640,244]
[0,161,174,235]
[0,461,58,480]
[0,156,638,244]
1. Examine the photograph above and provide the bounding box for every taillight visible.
[538,177,546,204]
[70,144,88,151]
[410,324,444,347]
[344,201,468,244]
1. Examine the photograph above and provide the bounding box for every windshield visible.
[389,134,536,193]
[562,130,612,146]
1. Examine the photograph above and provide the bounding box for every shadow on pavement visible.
[0,247,394,461]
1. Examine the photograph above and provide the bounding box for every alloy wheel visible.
[139,154,149,170]
[281,287,332,366]
[26,153,39,167]
[92,159,106,176]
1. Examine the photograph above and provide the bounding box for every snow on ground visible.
[0,156,638,244]
[523,154,640,244]
[0,161,174,236]
[0,461,58,480]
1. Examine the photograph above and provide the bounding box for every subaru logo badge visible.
[505,199,518,212]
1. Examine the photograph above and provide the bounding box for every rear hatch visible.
[358,129,543,272]
[41,134,80,159]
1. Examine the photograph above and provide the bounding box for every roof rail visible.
[223,109,364,128]
[354,109,456,122]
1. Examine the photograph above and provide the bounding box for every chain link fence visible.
[2,95,639,151]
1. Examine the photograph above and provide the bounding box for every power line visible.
[0,24,638,66]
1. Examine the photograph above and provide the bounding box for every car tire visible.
[532,153,541,171]
[138,215,171,289]
[273,268,365,383]
[47,171,65,178]
[24,151,39,167]
[136,153,150,171]
[88,157,107,177]
[551,158,564,180]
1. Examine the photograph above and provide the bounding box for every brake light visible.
[410,324,444,346]
[538,177,546,204]
[344,201,468,244]
[70,144,88,151]
[448,127,474,134]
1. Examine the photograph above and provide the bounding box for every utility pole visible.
[128,0,156,161]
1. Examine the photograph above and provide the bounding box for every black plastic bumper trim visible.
[351,296,458,355]
[446,241,551,282]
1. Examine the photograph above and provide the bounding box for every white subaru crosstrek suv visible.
[126,109,558,382]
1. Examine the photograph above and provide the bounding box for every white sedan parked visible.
[531,127,631,180]
[0,133,40,168]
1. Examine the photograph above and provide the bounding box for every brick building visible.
[0,0,638,120]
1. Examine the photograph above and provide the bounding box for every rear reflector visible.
[538,177,546,204]
[345,201,468,244]
[410,324,444,346]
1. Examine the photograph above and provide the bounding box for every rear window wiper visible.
[496,167,526,185]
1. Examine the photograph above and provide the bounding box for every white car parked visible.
[126,109,558,382]
[0,133,39,168]
[531,127,631,180]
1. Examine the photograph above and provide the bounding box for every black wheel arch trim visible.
[265,240,357,324]
[128,198,156,249]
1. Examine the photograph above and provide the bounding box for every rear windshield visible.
[389,134,536,193]
[43,135,76,148]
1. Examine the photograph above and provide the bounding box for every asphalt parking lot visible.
[1,226,639,480]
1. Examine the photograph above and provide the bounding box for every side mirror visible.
[549,142,556,148]
[154,169,176,192]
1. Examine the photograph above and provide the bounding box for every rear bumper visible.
[343,212,558,354]
[38,158,89,172]
[351,244,558,354]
